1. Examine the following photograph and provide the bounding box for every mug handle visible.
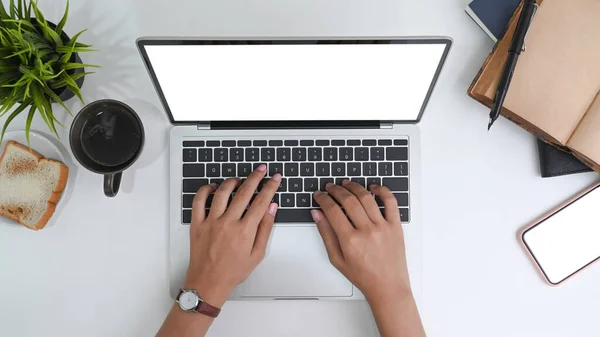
[104,173,122,197]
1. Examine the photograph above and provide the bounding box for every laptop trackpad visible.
[240,226,353,298]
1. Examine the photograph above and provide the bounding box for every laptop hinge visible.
[380,122,393,129]
[197,123,211,130]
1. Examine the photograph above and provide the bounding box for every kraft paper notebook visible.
[468,0,600,172]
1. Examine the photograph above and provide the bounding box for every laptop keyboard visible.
[181,138,410,224]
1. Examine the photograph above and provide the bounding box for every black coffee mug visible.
[70,99,145,197]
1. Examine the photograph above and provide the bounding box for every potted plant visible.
[0,0,99,145]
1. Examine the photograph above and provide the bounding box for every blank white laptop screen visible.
[522,186,600,284]
[142,42,448,122]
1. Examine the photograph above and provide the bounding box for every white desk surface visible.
[1,0,599,336]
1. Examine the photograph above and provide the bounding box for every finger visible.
[227,164,268,219]
[325,182,372,229]
[312,210,345,269]
[370,185,400,224]
[313,190,354,238]
[191,183,217,225]
[208,178,241,218]
[244,173,281,228]
[341,180,385,223]
[252,203,278,258]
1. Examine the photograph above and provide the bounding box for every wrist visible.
[183,275,232,308]
[363,283,414,309]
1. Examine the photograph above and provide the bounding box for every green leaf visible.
[0,99,31,143]
[17,0,23,19]
[55,0,69,35]
[9,0,15,18]
[61,63,100,70]
[31,84,59,137]
[58,72,83,103]
[41,85,71,116]
[24,103,36,146]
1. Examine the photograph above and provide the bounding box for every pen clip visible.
[522,3,539,52]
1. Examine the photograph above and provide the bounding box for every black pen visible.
[488,0,538,130]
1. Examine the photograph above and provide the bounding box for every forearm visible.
[157,304,214,337]
[367,288,426,337]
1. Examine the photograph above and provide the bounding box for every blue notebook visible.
[466,0,520,41]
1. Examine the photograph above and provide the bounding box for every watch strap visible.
[177,289,221,318]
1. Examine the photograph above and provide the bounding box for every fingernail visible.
[314,190,321,196]
[256,164,267,172]
[311,210,321,222]
[342,179,350,186]
[272,173,282,182]
[326,182,333,189]
[210,183,218,189]
[369,184,377,190]
[267,203,278,216]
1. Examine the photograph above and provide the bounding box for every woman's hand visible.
[184,164,279,307]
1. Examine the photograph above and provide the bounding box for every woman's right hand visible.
[312,180,412,303]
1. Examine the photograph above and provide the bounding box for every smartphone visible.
[521,183,600,285]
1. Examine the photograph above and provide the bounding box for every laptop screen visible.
[138,39,450,123]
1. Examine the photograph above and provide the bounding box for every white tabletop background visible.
[1,0,599,336]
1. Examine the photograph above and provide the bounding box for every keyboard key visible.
[316,140,330,146]
[222,164,236,177]
[363,163,377,176]
[254,140,267,146]
[246,148,260,161]
[182,210,192,224]
[394,139,408,146]
[238,140,252,146]
[367,177,381,187]
[207,164,220,177]
[230,148,244,162]
[335,177,349,185]
[206,141,220,147]
[238,163,252,177]
[215,148,228,162]
[394,193,409,207]
[378,162,393,176]
[347,140,361,146]
[312,195,319,208]
[261,148,276,162]
[339,147,353,161]
[351,178,366,187]
[394,162,408,176]
[320,178,334,190]
[275,209,317,222]
[272,193,280,205]
[300,163,314,176]
[297,193,312,207]
[324,148,338,161]
[198,149,212,162]
[258,178,269,192]
[183,141,204,147]
[277,148,291,161]
[316,163,330,176]
[382,178,409,191]
[277,179,287,192]
[281,194,295,207]
[183,194,195,208]
[332,140,345,146]
[300,140,314,146]
[308,148,322,161]
[269,163,283,176]
[284,140,298,146]
[289,178,303,192]
[332,163,345,176]
[183,164,205,177]
[222,140,236,147]
[400,208,409,222]
[363,139,376,146]
[304,178,319,192]
[370,147,384,161]
[285,163,299,176]
[292,148,307,161]
[355,147,369,161]
[387,147,408,161]
[210,179,224,186]
[269,140,283,146]
[183,149,197,162]
[183,179,209,193]
[378,139,392,146]
[348,163,361,176]
[253,163,267,171]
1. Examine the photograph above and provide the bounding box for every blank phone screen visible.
[522,185,600,284]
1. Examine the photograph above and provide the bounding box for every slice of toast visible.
[0,141,69,230]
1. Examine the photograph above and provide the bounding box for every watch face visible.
[179,291,199,311]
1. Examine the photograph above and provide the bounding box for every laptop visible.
[137,37,452,300]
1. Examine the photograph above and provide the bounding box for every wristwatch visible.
[176,289,221,318]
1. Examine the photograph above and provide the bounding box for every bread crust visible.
[0,140,69,230]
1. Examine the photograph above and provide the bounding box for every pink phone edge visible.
[518,182,600,287]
